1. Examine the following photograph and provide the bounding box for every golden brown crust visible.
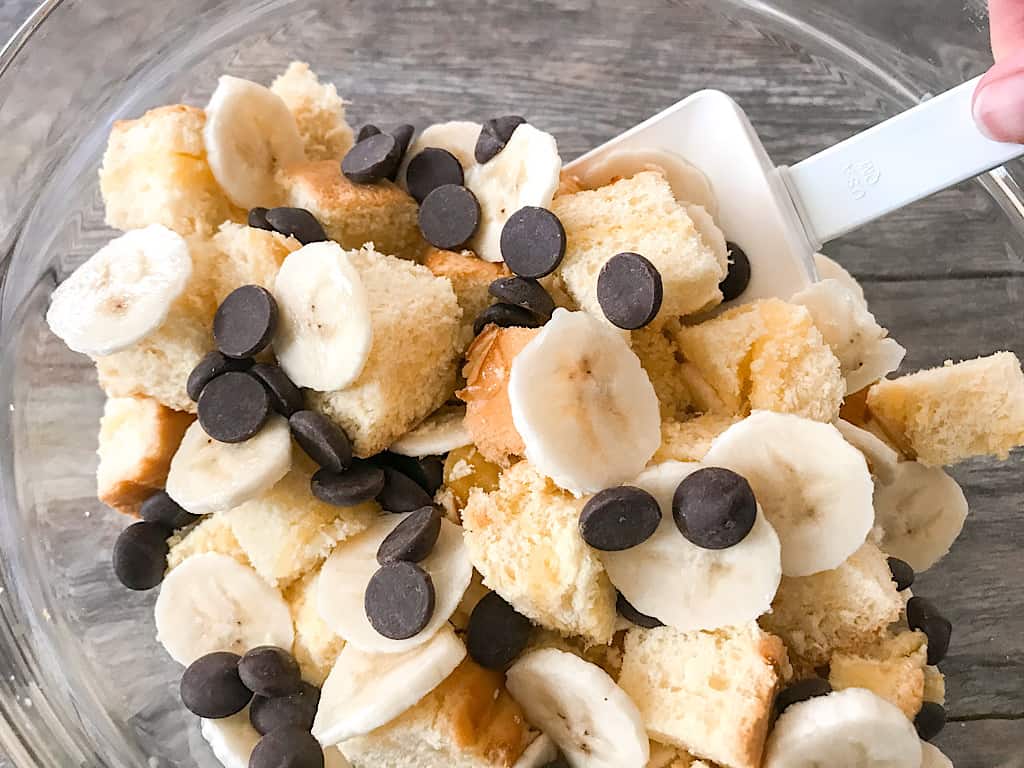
[425,249,510,350]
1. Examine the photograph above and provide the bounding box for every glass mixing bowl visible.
[1,1,1021,766]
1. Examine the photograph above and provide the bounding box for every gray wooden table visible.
[1,1,1021,766]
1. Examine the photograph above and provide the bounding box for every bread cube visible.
[552,171,725,326]
[284,566,345,685]
[166,514,248,571]
[672,298,844,422]
[100,105,243,236]
[617,624,789,768]
[271,62,354,162]
[866,352,1024,466]
[759,542,903,673]
[307,245,462,458]
[223,455,379,587]
[458,325,538,465]
[631,323,694,421]
[425,248,509,350]
[924,665,946,704]
[653,414,738,464]
[209,221,302,303]
[462,461,617,645]
[278,160,424,261]
[96,396,193,516]
[828,630,927,719]
[340,659,534,768]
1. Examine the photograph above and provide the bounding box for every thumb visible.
[973,50,1024,143]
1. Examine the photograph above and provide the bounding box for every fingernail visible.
[973,74,1024,143]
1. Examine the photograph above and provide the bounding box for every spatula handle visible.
[781,76,1024,248]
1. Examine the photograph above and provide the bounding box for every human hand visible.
[973,0,1024,142]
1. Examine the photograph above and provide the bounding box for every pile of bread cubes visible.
[59,60,1024,768]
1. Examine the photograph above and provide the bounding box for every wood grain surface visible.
[1,1,1021,767]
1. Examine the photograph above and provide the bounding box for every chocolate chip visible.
[914,702,947,742]
[499,206,566,278]
[311,461,387,507]
[596,252,664,330]
[250,681,321,735]
[250,727,325,768]
[239,646,302,698]
[265,207,328,245]
[187,351,253,402]
[488,276,555,321]
[615,591,663,629]
[289,410,352,473]
[371,452,445,495]
[214,285,278,359]
[112,521,170,591]
[672,467,757,550]
[342,132,402,184]
[406,148,465,204]
[249,363,303,418]
[390,124,415,171]
[579,486,661,552]
[472,302,545,336]
[475,116,527,164]
[907,597,952,665]
[719,242,752,302]
[418,184,480,251]
[377,465,435,513]
[377,506,443,564]
[180,652,252,719]
[365,561,435,640]
[249,207,273,231]
[139,490,199,530]
[197,371,271,444]
[887,557,915,591]
[467,592,532,670]
[774,678,832,715]
[356,124,381,142]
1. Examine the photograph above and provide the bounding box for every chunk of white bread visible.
[647,742,714,768]
[866,351,1024,466]
[284,565,345,686]
[828,630,928,719]
[99,104,243,236]
[424,248,509,351]
[307,245,462,458]
[617,623,790,768]
[339,659,535,768]
[552,171,725,326]
[270,61,354,162]
[631,323,694,421]
[96,396,193,516]
[653,414,739,464]
[461,460,617,645]
[278,160,425,261]
[165,513,249,571]
[95,224,300,412]
[222,454,379,587]
[672,298,844,423]
[759,542,903,674]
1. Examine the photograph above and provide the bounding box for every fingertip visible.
[973,52,1024,143]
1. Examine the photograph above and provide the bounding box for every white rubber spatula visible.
[565,76,1024,303]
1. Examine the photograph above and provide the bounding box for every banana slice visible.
[687,204,729,273]
[155,553,294,666]
[704,411,874,577]
[204,75,306,209]
[835,419,901,485]
[312,624,465,745]
[920,743,953,768]
[317,513,472,653]
[575,147,718,218]
[513,734,559,768]
[465,123,562,262]
[390,405,471,457]
[791,279,906,394]
[202,708,350,768]
[600,461,782,632]
[165,416,292,516]
[873,461,968,572]
[45,225,192,356]
[508,309,661,496]
[813,253,866,304]
[399,120,481,185]
[763,688,922,768]
[506,648,650,768]
[273,242,373,392]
